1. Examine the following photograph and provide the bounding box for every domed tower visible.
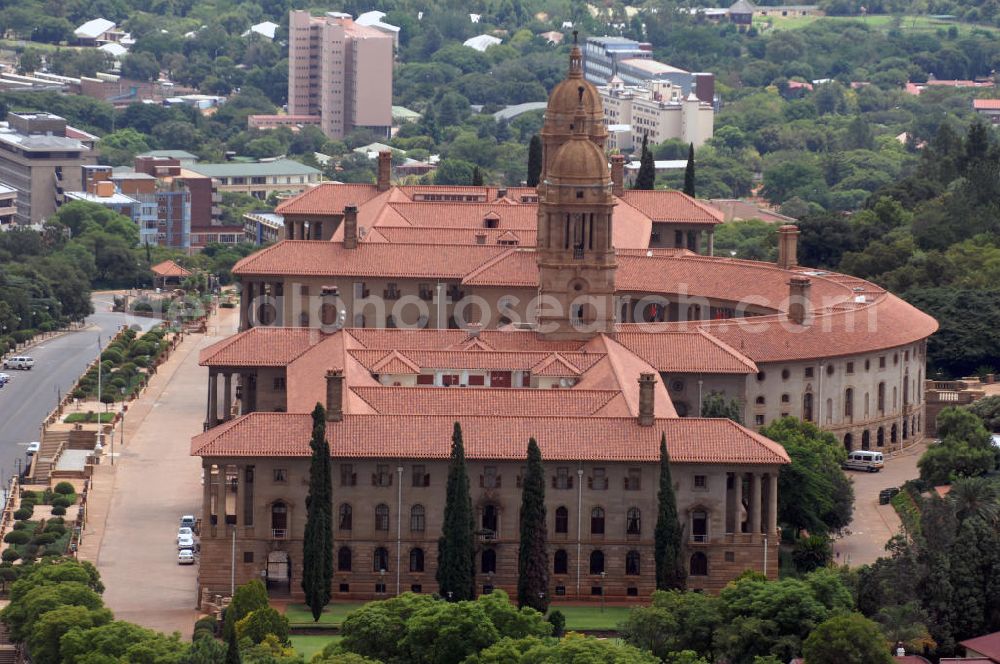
[539,32,607,182]
[536,94,617,341]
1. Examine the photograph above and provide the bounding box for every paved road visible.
[0,293,158,480]
[832,440,927,567]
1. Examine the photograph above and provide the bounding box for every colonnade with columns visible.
[725,470,778,540]
[239,281,284,330]
[205,368,255,428]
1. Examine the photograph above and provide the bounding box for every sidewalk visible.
[77,307,235,637]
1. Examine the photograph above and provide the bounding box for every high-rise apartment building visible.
[0,112,97,224]
[288,11,393,141]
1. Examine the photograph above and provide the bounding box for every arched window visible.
[626,507,641,535]
[410,505,425,532]
[625,550,640,576]
[337,546,352,571]
[271,501,287,536]
[903,419,909,439]
[375,504,389,531]
[409,548,424,572]
[864,392,870,417]
[690,552,708,576]
[878,382,885,412]
[482,504,498,533]
[891,424,898,443]
[555,506,568,534]
[554,549,569,575]
[893,386,897,409]
[338,503,352,531]
[802,392,813,422]
[903,372,910,405]
[373,547,389,572]
[590,550,605,575]
[481,549,497,574]
[755,396,765,405]
[591,507,605,535]
[862,430,871,450]
[825,398,833,424]
[844,388,854,420]
[877,427,885,447]
[843,433,853,452]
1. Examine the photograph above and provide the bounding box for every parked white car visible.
[178,549,195,565]
[177,527,193,545]
[178,534,195,550]
[179,515,196,529]
[26,442,40,456]
[3,357,33,370]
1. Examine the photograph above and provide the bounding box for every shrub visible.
[3,531,29,545]
[51,506,66,516]
[42,488,53,504]
[40,549,62,558]
[71,388,89,400]
[47,516,64,525]
[44,523,66,536]
[193,616,217,640]
[547,610,566,637]
[30,532,58,546]
[109,376,127,389]
[51,496,72,509]
[1,550,20,562]
[12,522,27,531]
[54,482,75,495]
[14,508,33,520]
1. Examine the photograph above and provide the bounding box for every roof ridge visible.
[460,247,521,283]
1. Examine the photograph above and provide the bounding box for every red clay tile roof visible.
[150,260,191,278]
[275,183,380,215]
[351,386,621,416]
[960,631,1000,661]
[192,413,790,464]
[531,353,583,376]
[973,99,1000,110]
[346,328,585,352]
[347,348,605,373]
[619,190,724,224]
[461,249,539,287]
[614,329,758,374]
[368,227,538,246]
[200,327,321,366]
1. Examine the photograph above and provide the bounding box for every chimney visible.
[788,277,811,326]
[610,154,625,197]
[377,150,392,192]
[638,373,656,426]
[325,370,343,421]
[777,224,799,270]
[343,204,358,249]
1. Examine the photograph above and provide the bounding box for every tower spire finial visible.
[573,29,578,44]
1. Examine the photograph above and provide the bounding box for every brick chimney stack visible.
[343,204,358,249]
[610,154,625,197]
[326,369,344,421]
[788,277,812,326]
[777,224,800,270]
[377,150,392,192]
[638,373,656,426]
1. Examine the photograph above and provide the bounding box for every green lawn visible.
[555,605,633,631]
[756,13,1000,35]
[284,603,365,626]
[291,635,341,661]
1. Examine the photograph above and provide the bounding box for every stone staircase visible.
[30,431,69,484]
[0,621,18,663]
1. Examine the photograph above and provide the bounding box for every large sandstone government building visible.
[191,43,937,606]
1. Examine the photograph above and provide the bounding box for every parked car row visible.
[3,356,34,370]
[178,514,198,565]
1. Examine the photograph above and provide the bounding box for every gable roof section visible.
[531,353,582,377]
[614,328,758,374]
[275,182,380,215]
[350,386,620,416]
[619,190,724,224]
[150,259,191,278]
[192,413,790,465]
[200,327,319,367]
[461,249,538,287]
[370,350,421,374]
[959,631,1000,661]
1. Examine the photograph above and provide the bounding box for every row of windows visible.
[319,464,646,491]
[759,349,921,383]
[332,546,712,578]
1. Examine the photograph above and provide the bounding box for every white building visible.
[463,34,502,52]
[356,11,400,47]
[600,78,714,151]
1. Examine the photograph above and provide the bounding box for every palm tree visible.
[948,476,1000,524]
[876,601,936,654]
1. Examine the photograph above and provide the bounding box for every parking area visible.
[832,440,927,567]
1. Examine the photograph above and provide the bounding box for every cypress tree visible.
[683,143,696,197]
[472,165,484,186]
[301,403,333,621]
[225,627,241,664]
[437,422,476,601]
[517,438,549,613]
[634,133,655,190]
[654,433,686,590]
[527,134,543,187]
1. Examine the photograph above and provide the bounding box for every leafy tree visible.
[683,143,696,197]
[469,632,659,663]
[634,134,655,190]
[120,52,162,81]
[875,601,935,655]
[302,403,333,621]
[620,590,722,660]
[526,135,542,187]
[437,422,476,601]
[802,613,893,664]
[26,604,112,664]
[919,407,998,484]
[60,620,189,664]
[700,391,743,423]
[435,159,476,185]
[792,534,832,573]
[223,579,269,639]
[236,607,290,646]
[339,592,437,662]
[98,128,151,167]
[517,438,548,613]
[761,417,853,535]
[1,581,104,642]
[472,165,484,186]
[655,434,685,591]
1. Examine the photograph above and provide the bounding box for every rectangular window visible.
[272,377,286,390]
[879,356,886,368]
[694,475,707,489]
[625,468,641,491]
[412,465,427,487]
[554,467,572,490]
[846,362,854,374]
[243,552,254,563]
[725,551,735,562]
[590,467,608,490]
[273,468,286,482]
[482,465,499,488]
[374,464,391,487]
[755,414,765,426]
[804,367,814,378]
[340,464,355,486]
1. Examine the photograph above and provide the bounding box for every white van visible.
[842,450,884,472]
[3,356,34,370]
